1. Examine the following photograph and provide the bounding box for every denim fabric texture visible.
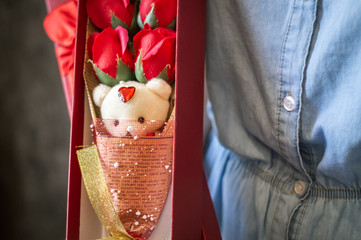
[204,0,361,239]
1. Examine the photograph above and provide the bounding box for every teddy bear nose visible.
[138,117,145,123]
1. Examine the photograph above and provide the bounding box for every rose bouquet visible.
[76,0,177,239]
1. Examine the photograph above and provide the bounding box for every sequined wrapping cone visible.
[93,119,174,239]
[81,17,175,239]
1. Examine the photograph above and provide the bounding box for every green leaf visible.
[143,4,159,29]
[116,58,133,82]
[135,54,148,83]
[166,19,176,30]
[137,12,144,29]
[156,65,169,82]
[128,41,137,58]
[128,0,140,36]
[110,12,128,29]
[89,60,119,87]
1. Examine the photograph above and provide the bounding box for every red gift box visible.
[46,0,221,239]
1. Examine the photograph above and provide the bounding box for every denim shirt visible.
[204,0,361,239]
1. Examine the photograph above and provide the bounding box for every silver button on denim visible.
[283,95,295,112]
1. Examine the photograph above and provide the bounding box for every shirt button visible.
[293,180,307,195]
[283,95,295,111]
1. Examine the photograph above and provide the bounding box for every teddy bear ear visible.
[92,84,111,107]
[146,78,172,100]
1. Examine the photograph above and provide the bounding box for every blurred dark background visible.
[0,0,70,239]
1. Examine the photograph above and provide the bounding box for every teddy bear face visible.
[93,79,172,137]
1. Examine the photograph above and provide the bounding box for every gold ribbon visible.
[77,145,134,240]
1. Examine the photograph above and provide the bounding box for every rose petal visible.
[139,0,153,23]
[92,27,123,78]
[142,37,175,80]
[154,0,177,27]
[134,27,176,81]
[122,48,135,71]
[114,27,134,70]
[87,32,99,59]
[87,0,134,29]
[167,62,175,82]
[114,26,129,55]
[121,0,130,8]
[133,28,164,58]
[154,27,177,38]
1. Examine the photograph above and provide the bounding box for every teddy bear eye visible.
[138,117,145,124]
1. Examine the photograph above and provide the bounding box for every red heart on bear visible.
[118,86,136,103]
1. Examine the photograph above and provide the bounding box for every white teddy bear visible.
[93,78,172,137]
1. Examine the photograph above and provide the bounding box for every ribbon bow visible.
[43,0,77,116]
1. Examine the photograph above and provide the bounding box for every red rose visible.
[133,25,176,83]
[138,0,177,29]
[87,0,135,30]
[88,26,134,86]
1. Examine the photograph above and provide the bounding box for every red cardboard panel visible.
[66,0,86,239]
[202,172,222,240]
[172,0,207,239]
